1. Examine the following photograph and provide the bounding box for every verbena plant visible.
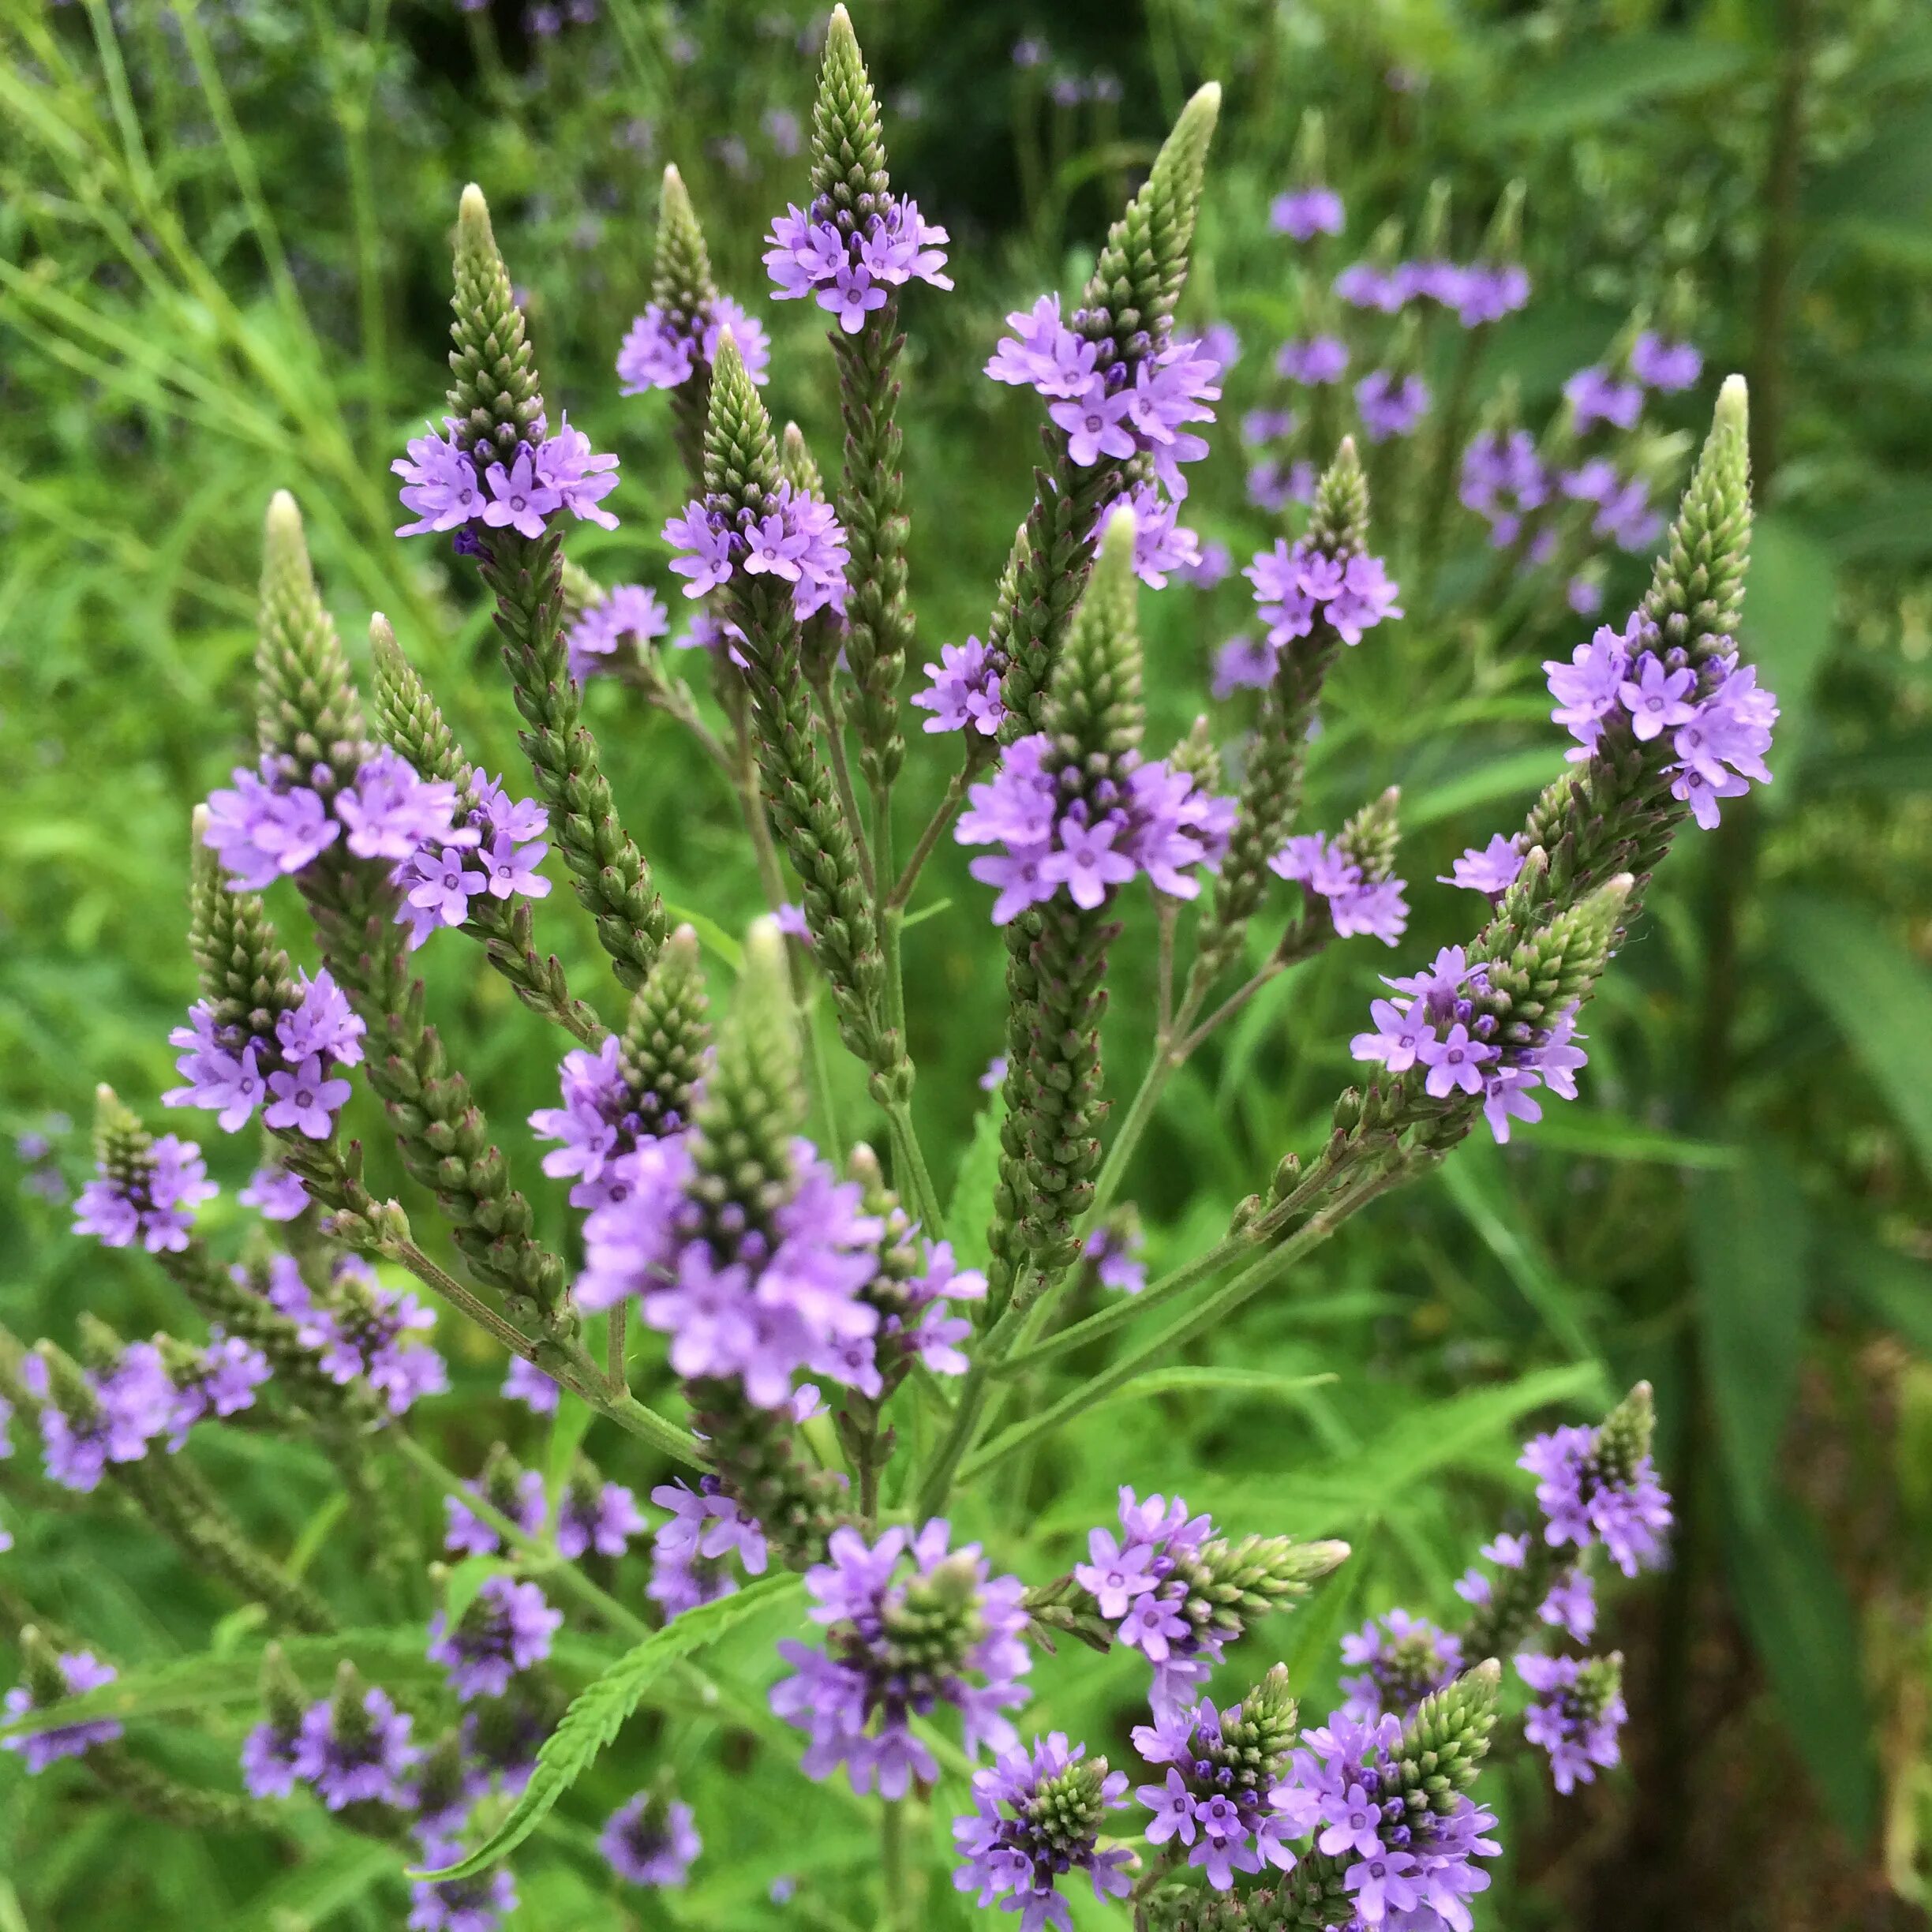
[1,12,1773,1929]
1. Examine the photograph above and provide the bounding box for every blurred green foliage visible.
[2,1,1930,1926]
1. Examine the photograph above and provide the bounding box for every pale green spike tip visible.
[1095,503,1138,582]
[369,612,399,660]
[265,489,303,545]
[190,802,211,841]
[457,182,492,245]
[1714,373,1748,437]
[712,326,746,384]
[742,914,789,998]
[1466,1657,1503,1693]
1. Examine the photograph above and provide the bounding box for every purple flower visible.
[166,1336,271,1443]
[557,1478,647,1559]
[427,1575,562,1702]
[1130,1697,1305,1892]
[1631,331,1702,392]
[1415,1022,1496,1097]
[164,1018,268,1132]
[409,1846,518,1932]
[664,483,848,621]
[337,748,465,863]
[1246,539,1403,650]
[1335,262,1406,313]
[3,1653,122,1773]
[1270,185,1345,241]
[765,194,951,317]
[1564,366,1644,432]
[1339,1609,1463,1720]
[619,295,771,395]
[241,1717,302,1798]
[72,1133,215,1253]
[1520,1425,1672,1575]
[649,1477,769,1619]
[501,1356,560,1413]
[953,1733,1132,1930]
[1179,541,1233,589]
[1517,1653,1627,1794]
[444,1468,547,1559]
[1211,633,1278,698]
[481,448,563,538]
[979,1054,1008,1092]
[601,1793,701,1887]
[1539,1566,1597,1642]
[1447,262,1531,324]
[1440,833,1524,898]
[264,1054,353,1140]
[566,582,669,683]
[1095,483,1201,589]
[275,1263,447,1416]
[911,637,1004,737]
[1075,1530,1161,1616]
[1277,335,1350,385]
[1270,833,1410,945]
[395,420,487,535]
[202,761,340,888]
[771,1521,1031,1795]
[1618,655,1698,742]
[1355,370,1430,442]
[1460,429,1549,546]
[1082,1220,1146,1294]
[293,1686,419,1808]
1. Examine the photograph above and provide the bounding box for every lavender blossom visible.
[530,1035,679,1209]
[443,1467,547,1558]
[648,1477,769,1618]
[1245,539,1403,650]
[1082,1219,1146,1294]
[293,1685,419,1809]
[664,482,850,622]
[1459,429,1549,547]
[1440,833,1525,898]
[911,636,1004,736]
[1519,1424,1672,1576]
[953,1733,1133,1929]
[1563,366,1643,432]
[1517,1652,1627,1794]
[500,1356,560,1413]
[1355,370,1430,442]
[2,1653,122,1773]
[269,1257,449,1415]
[240,1163,309,1220]
[601,1792,702,1887]
[409,1845,519,1932]
[241,1716,303,1799]
[770,1521,1031,1795]
[1179,540,1233,589]
[1270,833,1410,945]
[1631,331,1702,392]
[426,1575,563,1701]
[1211,634,1279,699]
[394,417,619,542]
[556,1475,648,1559]
[565,582,669,683]
[618,294,770,391]
[1277,335,1350,385]
[1095,483,1203,589]
[72,1133,215,1253]
[1270,185,1345,240]
[165,1336,271,1443]
[1338,1609,1463,1720]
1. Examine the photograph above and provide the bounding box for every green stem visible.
[880,1797,910,1931]
[1084,1039,1180,1229]
[882,1099,946,1241]
[887,763,972,909]
[605,1302,629,1398]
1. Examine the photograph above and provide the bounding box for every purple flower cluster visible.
[501,1356,560,1413]
[956,735,1234,925]
[1439,833,1525,900]
[1095,482,1204,589]
[394,414,618,541]
[618,294,770,391]
[1544,610,1777,826]
[765,193,951,331]
[427,1575,562,1701]
[1277,335,1350,385]
[1516,1653,1627,1793]
[409,1848,519,1932]
[1563,366,1643,432]
[264,1252,449,1415]
[163,1335,272,1445]
[241,1163,309,1220]
[444,1468,546,1559]
[985,295,1220,496]
[530,1034,688,1211]
[1269,834,1410,946]
[953,1734,1133,1930]
[289,1686,419,1808]
[1350,945,1589,1144]
[1082,1219,1146,1294]
[648,1477,769,1619]
[1630,331,1702,392]
[1282,1712,1500,1927]
[1335,259,1530,326]
[601,1792,702,1888]
[1074,1488,1222,1713]
[1355,370,1430,442]
[1179,540,1234,589]
[1458,429,1549,548]
[1136,1698,1303,1889]
[771,1521,1031,1795]
[565,582,669,683]
[3,1653,122,1773]
[1247,456,1318,515]
[664,482,849,623]
[1245,540,1403,650]
[1338,1611,1463,1721]
[1211,634,1279,698]
[167,966,364,1142]
[72,1133,215,1253]
[558,1477,649,1559]
[1519,1425,1672,1577]
[911,635,1004,737]
[1270,185,1345,241]
[1559,459,1663,554]
[393,768,552,949]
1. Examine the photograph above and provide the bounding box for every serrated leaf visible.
[416,1572,804,1882]
[945,1091,1006,1271]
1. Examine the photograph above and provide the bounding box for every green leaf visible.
[1516,1107,1740,1168]
[546,1381,597,1511]
[661,902,743,970]
[1083,1365,1336,1410]
[945,1091,1006,1272]
[1437,1144,1602,1366]
[1723,1490,1878,1839]
[1490,34,1756,139]
[1403,748,1558,830]
[1691,1148,1811,1522]
[210,1840,395,1932]
[1775,892,1932,1179]
[417,1573,803,1882]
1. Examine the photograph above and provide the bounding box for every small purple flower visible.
[649,1477,769,1618]
[264,1054,353,1140]
[443,1469,546,1558]
[1440,833,1524,898]
[72,1133,216,1254]
[911,636,1003,736]
[337,748,466,863]
[1083,1220,1147,1294]
[501,1356,560,1413]
[1416,1023,1496,1098]
[1338,1609,1462,1720]
[557,1478,647,1559]
[409,1846,519,1932]
[1520,1425,1672,1576]
[1180,541,1233,589]
[601,1793,701,1888]
[1277,335,1350,385]
[241,1717,302,1799]
[1271,186,1345,241]
[426,1575,563,1702]
[1270,833,1410,946]
[1355,370,1430,442]
[1564,366,1644,432]
[1631,331,1702,392]
[1517,1653,1627,1794]
[202,762,340,889]
[566,582,669,683]
[3,1653,122,1773]
[293,1685,419,1809]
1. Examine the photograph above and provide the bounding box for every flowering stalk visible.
[445,185,668,995]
